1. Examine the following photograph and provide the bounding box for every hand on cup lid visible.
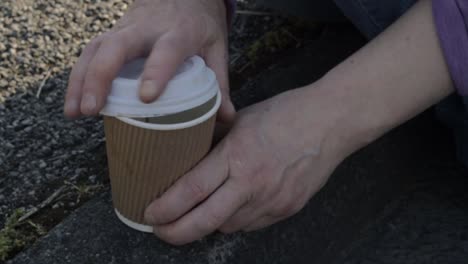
[100,56,219,118]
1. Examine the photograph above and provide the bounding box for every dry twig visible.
[36,70,51,99]
[18,185,66,223]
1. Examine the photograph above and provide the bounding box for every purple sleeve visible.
[224,0,236,26]
[433,0,468,96]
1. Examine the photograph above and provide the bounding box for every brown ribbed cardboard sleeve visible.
[103,115,216,225]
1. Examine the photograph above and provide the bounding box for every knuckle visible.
[272,185,310,218]
[274,201,297,217]
[142,62,165,78]
[244,191,255,204]
[201,212,224,232]
[86,31,113,49]
[225,139,249,172]
[184,178,207,202]
[239,167,268,194]
[220,92,234,106]
[100,31,130,53]
[221,94,232,106]
[146,203,167,223]
[86,64,111,83]
[223,134,275,192]
[85,37,102,50]
[177,16,202,34]
[158,33,187,52]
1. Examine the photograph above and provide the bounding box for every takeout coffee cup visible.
[100,56,221,232]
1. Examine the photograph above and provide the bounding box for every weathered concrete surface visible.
[10,109,467,264]
[9,25,468,264]
[342,177,468,263]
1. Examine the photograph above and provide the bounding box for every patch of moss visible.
[246,27,298,65]
[0,208,46,261]
[66,181,103,203]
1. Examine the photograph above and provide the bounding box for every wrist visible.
[303,76,383,162]
[310,0,454,162]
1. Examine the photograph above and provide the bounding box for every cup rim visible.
[114,209,153,233]
[116,90,221,131]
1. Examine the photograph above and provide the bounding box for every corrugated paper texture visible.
[103,115,216,225]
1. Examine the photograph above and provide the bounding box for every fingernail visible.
[81,94,96,114]
[140,80,159,103]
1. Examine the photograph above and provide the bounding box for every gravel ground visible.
[0,0,130,100]
[0,0,304,259]
[0,0,131,228]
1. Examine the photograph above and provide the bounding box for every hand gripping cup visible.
[100,56,221,232]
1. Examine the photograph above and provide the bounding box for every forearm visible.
[314,0,453,156]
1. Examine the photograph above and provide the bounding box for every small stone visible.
[21,118,32,125]
[53,159,63,166]
[53,201,65,209]
[88,174,97,183]
[39,160,47,168]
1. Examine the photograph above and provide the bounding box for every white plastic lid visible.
[100,56,219,118]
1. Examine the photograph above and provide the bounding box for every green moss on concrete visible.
[0,208,46,261]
